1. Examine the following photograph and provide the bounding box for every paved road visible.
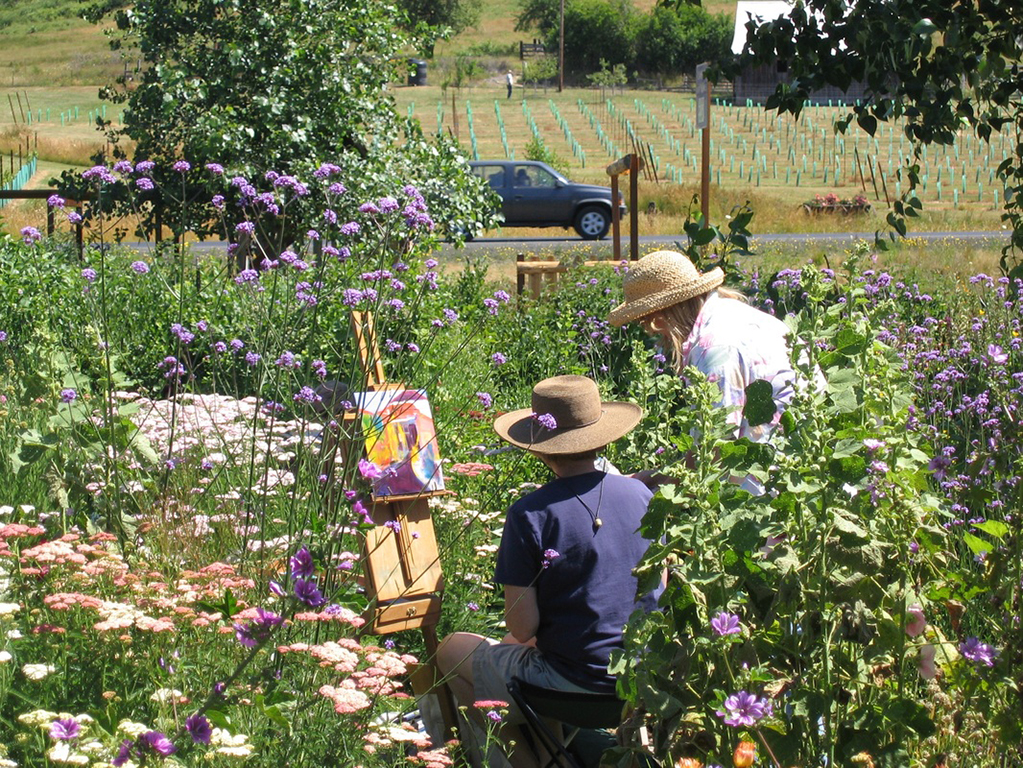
[440,230,1008,257]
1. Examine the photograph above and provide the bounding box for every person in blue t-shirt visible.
[437,375,661,768]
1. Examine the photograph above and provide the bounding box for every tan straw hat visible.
[608,250,724,326]
[493,375,641,455]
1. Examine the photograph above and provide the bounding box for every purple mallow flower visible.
[294,578,326,607]
[716,691,773,727]
[710,611,741,636]
[49,718,81,741]
[959,637,997,667]
[186,713,212,744]
[290,546,315,579]
[113,731,176,766]
[234,607,283,648]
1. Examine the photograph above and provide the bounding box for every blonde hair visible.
[646,286,746,375]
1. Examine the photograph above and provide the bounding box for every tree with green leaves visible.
[395,0,483,38]
[635,3,731,80]
[732,0,1023,277]
[77,0,493,245]
[516,0,637,74]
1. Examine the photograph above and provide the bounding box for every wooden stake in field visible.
[606,153,643,261]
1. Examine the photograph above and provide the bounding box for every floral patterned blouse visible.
[682,291,800,443]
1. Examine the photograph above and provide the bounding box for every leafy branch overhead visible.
[731,0,1023,275]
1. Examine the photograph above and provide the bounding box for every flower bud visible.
[734,740,756,768]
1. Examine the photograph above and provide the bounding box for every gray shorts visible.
[472,639,597,725]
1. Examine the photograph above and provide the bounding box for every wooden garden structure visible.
[515,152,642,299]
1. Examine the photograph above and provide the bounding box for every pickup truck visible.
[469,160,626,240]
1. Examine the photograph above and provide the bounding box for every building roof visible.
[731,1,794,55]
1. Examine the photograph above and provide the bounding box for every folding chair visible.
[507,677,625,768]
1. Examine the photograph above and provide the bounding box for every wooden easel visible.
[349,311,460,740]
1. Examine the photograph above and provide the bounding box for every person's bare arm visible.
[503,585,539,644]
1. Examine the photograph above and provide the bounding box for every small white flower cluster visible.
[22,663,56,681]
[209,728,254,759]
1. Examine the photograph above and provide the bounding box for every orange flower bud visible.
[676,759,703,768]
[733,740,757,768]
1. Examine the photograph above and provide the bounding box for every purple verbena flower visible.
[358,459,383,480]
[60,388,77,404]
[293,386,322,404]
[541,548,560,569]
[534,412,558,430]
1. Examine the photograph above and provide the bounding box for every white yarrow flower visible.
[22,663,55,681]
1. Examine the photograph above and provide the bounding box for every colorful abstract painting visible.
[356,389,445,497]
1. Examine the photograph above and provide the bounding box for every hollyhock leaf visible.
[973,521,1008,539]
[829,455,867,484]
[962,532,990,556]
[742,379,776,427]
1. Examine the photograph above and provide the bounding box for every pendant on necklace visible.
[593,518,602,530]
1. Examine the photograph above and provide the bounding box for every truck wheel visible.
[574,205,611,240]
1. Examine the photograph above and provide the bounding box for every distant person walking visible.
[506,70,514,99]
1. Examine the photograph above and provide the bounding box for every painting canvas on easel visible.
[356,388,445,497]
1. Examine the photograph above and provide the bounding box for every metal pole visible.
[558,0,565,93]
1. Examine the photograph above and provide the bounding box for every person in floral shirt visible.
[609,250,815,490]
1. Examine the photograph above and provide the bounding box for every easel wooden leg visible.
[413,624,461,742]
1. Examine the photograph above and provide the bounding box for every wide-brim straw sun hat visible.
[608,250,724,326]
[493,375,642,455]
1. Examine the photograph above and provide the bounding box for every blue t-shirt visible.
[494,471,660,692]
